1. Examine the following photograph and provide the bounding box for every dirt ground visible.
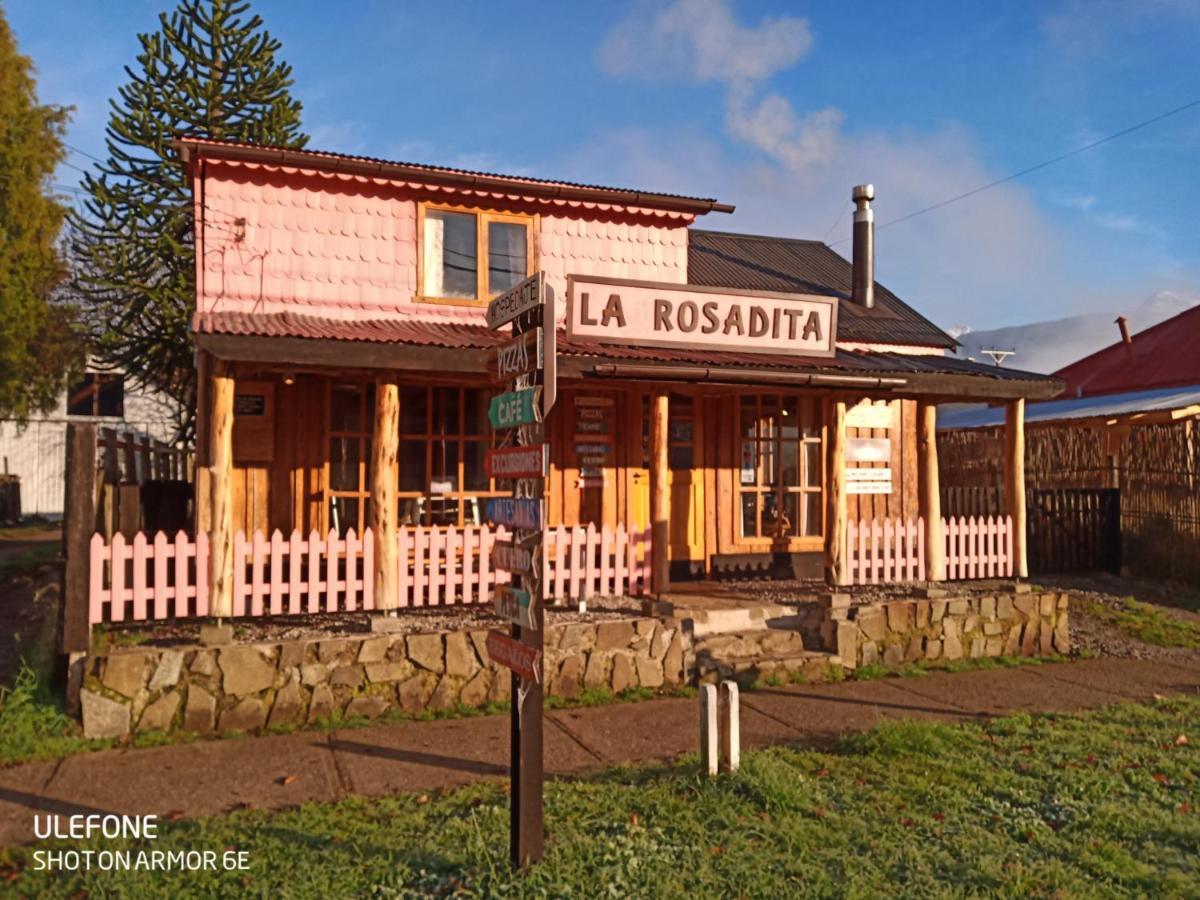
[0,527,62,686]
[1033,572,1200,664]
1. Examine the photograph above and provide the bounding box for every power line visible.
[830,96,1200,246]
[822,201,851,243]
[64,142,106,165]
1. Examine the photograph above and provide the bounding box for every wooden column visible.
[371,377,400,609]
[61,423,96,655]
[825,399,848,585]
[208,357,235,618]
[918,401,944,581]
[650,390,670,594]
[194,349,212,533]
[1004,398,1028,578]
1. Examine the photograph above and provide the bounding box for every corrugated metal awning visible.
[939,384,1200,429]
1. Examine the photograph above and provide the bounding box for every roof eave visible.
[172,138,735,217]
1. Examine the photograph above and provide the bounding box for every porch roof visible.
[194,310,1063,400]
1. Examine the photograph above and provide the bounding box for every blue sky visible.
[7,0,1200,331]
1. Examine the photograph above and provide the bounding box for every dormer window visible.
[419,203,534,303]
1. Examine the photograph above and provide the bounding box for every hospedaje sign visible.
[566,275,838,357]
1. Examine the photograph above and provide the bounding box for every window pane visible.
[431,440,460,490]
[740,441,756,485]
[400,386,427,434]
[487,221,527,295]
[331,384,362,433]
[463,440,487,490]
[761,492,781,536]
[463,389,488,436]
[329,437,359,491]
[781,440,799,487]
[804,442,823,489]
[434,387,460,436]
[803,492,822,537]
[330,496,358,536]
[399,440,426,491]
[782,493,799,537]
[425,210,477,298]
[97,377,124,417]
[740,493,757,538]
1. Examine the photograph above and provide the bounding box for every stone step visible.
[693,626,813,661]
[696,649,842,686]
[670,603,799,637]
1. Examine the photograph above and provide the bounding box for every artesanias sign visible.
[566,275,838,358]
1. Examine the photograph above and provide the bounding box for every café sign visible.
[566,276,837,358]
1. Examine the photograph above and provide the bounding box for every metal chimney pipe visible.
[1114,315,1132,344]
[852,184,875,309]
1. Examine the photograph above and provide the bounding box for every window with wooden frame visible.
[67,373,124,418]
[418,203,535,304]
[327,382,374,535]
[397,385,510,526]
[737,394,824,540]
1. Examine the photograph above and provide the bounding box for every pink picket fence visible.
[88,523,651,626]
[846,518,926,585]
[844,515,1013,585]
[943,514,1014,580]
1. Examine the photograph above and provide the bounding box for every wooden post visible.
[1004,398,1028,578]
[918,401,944,581]
[825,399,848,585]
[371,377,400,609]
[649,390,670,594]
[195,350,212,534]
[209,357,235,618]
[61,423,96,655]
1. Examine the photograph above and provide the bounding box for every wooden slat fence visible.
[845,515,1013,585]
[1027,488,1120,575]
[846,518,925,585]
[88,523,652,625]
[943,515,1014,580]
[543,523,653,601]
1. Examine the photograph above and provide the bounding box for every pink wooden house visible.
[87,138,1061,626]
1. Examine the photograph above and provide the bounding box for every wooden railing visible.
[845,514,1013,585]
[87,523,652,625]
[846,518,925,585]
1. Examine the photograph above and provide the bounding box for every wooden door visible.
[629,392,705,561]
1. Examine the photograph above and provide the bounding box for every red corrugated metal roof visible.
[193,311,506,348]
[1055,304,1200,397]
[175,137,733,215]
[194,310,1057,395]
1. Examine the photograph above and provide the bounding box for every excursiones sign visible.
[566,276,838,358]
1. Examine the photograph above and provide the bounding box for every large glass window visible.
[328,382,374,535]
[421,204,531,302]
[396,384,505,527]
[68,373,124,418]
[738,394,823,540]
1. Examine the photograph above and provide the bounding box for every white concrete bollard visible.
[699,683,719,776]
[718,680,740,774]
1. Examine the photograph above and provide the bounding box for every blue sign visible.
[485,498,543,530]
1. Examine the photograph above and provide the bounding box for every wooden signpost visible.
[485,272,556,869]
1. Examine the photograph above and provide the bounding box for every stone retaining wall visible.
[822,589,1071,669]
[76,617,690,739]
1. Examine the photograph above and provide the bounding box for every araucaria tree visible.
[71,0,306,439]
[0,10,79,422]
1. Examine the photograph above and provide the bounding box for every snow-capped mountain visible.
[951,291,1200,374]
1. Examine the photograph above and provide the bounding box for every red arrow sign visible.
[487,630,541,683]
[485,444,548,479]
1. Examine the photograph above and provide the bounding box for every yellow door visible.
[628,392,704,562]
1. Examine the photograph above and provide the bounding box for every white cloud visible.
[597,0,811,86]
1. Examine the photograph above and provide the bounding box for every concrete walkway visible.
[2,656,1198,846]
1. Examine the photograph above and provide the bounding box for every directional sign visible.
[487,630,541,683]
[489,388,542,430]
[486,444,549,479]
[487,272,544,329]
[485,498,543,530]
[496,329,543,379]
[574,443,609,455]
[495,585,538,631]
[492,540,539,576]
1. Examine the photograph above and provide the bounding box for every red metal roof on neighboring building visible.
[1054,304,1200,397]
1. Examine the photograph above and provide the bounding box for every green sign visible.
[489,388,541,430]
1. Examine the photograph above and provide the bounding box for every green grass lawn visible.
[4,698,1197,898]
[1086,598,1200,649]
